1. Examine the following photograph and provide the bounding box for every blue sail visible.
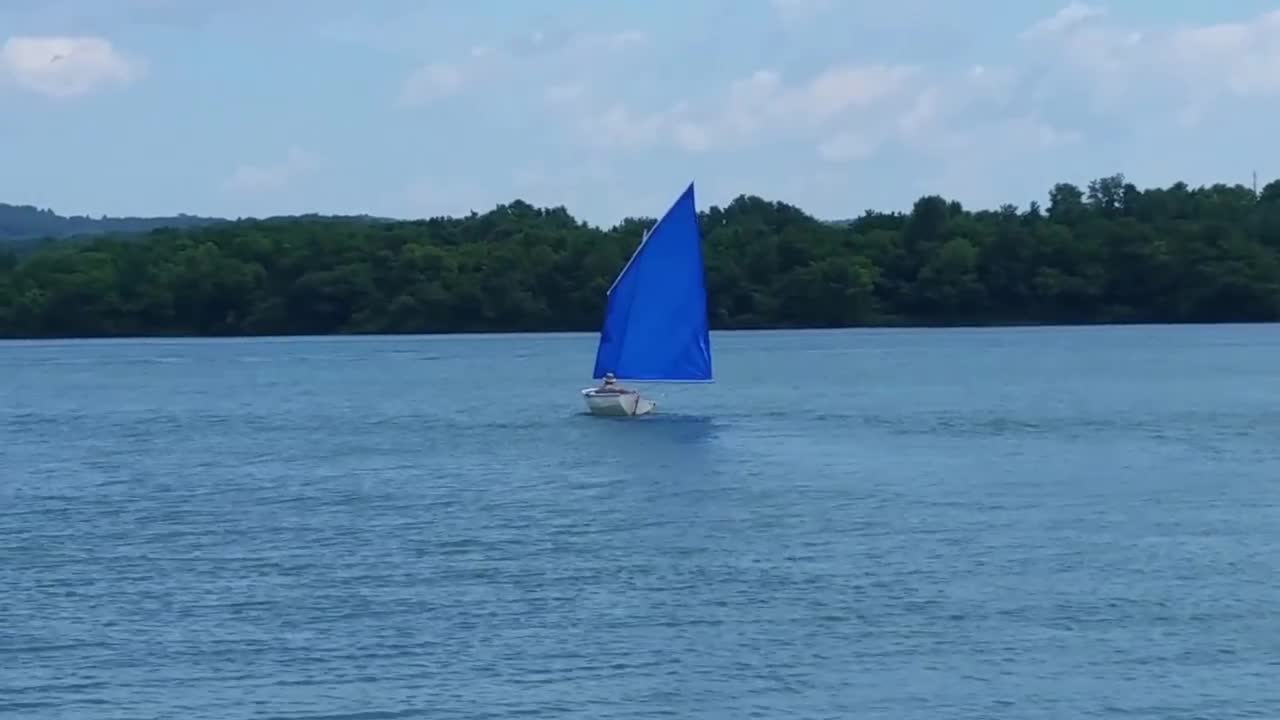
[591,182,713,383]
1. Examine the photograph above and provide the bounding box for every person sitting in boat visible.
[596,372,633,394]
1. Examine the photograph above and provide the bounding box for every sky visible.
[2,0,1280,226]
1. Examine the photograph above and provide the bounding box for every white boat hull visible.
[581,388,656,416]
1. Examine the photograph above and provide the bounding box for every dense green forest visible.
[2,173,1279,338]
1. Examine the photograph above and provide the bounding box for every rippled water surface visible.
[4,326,1280,718]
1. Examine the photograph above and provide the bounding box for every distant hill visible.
[0,204,406,254]
[0,203,228,245]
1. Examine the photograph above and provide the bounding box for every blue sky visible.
[2,0,1280,226]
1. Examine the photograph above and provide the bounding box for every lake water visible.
[3,325,1279,718]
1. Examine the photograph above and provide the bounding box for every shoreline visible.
[2,318,1275,343]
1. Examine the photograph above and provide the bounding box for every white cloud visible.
[579,102,693,150]
[891,64,1023,148]
[543,82,585,105]
[398,62,464,105]
[579,29,647,52]
[0,35,140,98]
[817,131,877,161]
[1024,4,1280,116]
[1167,10,1280,98]
[1022,2,1107,39]
[571,63,917,154]
[725,65,914,128]
[590,59,1062,169]
[673,121,713,152]
[569,5,1280,165]
[769,0,835,24]
[397,28,647,107]
[557,58,1064,164]
[793,65,916,121]
[224,146,320,193]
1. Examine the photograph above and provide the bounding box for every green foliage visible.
[2,174,1279,338]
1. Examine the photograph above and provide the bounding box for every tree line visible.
[1,173,1279,338]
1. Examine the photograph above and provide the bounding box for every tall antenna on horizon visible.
[1253,170,1259,196]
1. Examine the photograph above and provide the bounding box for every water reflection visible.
[578,411,720,444]
[566,412,722,486]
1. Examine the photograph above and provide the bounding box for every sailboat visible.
[581,181,713,416]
